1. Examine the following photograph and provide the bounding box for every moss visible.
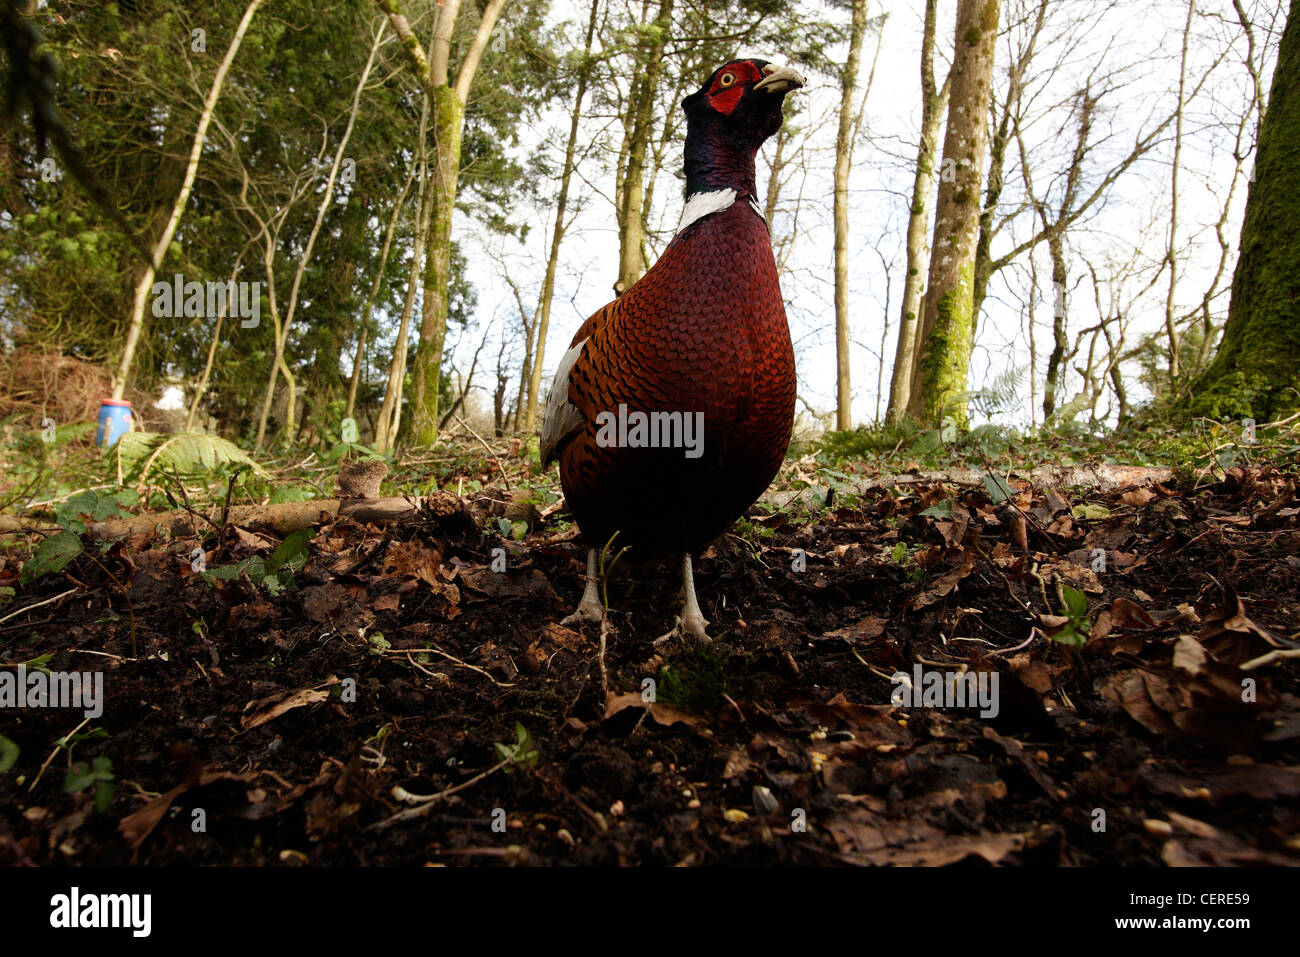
[409,86,465,444]
[817,422,921,460]
[1153,437,1203,487]
[963,1,999,45]
[657,645,764,712]
[918,263,975,428]
[1186,0,1300,423]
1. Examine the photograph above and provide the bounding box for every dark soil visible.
[2,465,1298,865]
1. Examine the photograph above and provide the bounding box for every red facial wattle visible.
[709,84,744,116]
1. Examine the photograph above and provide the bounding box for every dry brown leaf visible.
[819,615,888,644]
[118,771,256,852]
[241,679,338,731]
[602,692,698,727]
[910,550,976,609]
[1119,487,1157,506]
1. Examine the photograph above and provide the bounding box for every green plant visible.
[657,644,763,712]
[494,722,539,771]
[733,516,774,543]
[111,432,267,487]
[494,517,529,541]
[19,489,127,584]
[64,755,115,813]
[0,734,18,774]
[201,528,313,596]
[1048,582,1091,647]
[814,422,921,462]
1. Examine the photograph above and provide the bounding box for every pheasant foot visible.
[654,553,712,644]
[561,547,605,626]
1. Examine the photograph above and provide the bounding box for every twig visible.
[379,646,513,687]
[721,693,747,725]
[371,756,512,830]
[404,651,449,683]
[162,465,222,534]
[986,629,1042,657]
[78,551,139,658]
[70,649,126,662]
[1241,648,1300,671]
[595,531,627,699]
[0,588,78,627]
[22,485,113,511]
[454,416,511,489]
[598,618,610,701]
[221,465,249,527]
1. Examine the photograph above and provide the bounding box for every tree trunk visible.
[408,86,464,444]
[185,250,249,431]
[376,98,431,454]
[832,0,870,431]
[886,0,946,421]
[523,0,601,433]
[113,0,263,400]
[254,17,382,448]
[380,0,508,446]
[1189,0,1300,421]
[906,0,1001,427]
[1041,233,1067,419]
[348,163,417,422]
[1163,0,1197,386]
[615,0,674,294]
[970,0,1047,332]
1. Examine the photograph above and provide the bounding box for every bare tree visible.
[347,160,418,423]
[906,0,1001,426]
[887,0,950,421]
[1161,0,1197,385]
[831,0,875,430]
[113,0,265,399]
[522,0,601,433]
[254,17,384,448]
[378,0,508,444]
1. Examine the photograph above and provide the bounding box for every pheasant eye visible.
[718,72,736,88]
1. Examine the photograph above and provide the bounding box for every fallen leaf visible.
[818,615,888,644]
[910,550,976,609]
[241,679,339,731]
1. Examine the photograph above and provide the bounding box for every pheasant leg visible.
[656,553,711,643]
[562,547,605,625]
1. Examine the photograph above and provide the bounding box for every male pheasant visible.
[540,58,803,641]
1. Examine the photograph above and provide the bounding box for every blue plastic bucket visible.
[96,399,133,447]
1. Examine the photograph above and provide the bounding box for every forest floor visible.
[2,432,1299,866]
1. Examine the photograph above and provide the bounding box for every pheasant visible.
[540,58,803,642]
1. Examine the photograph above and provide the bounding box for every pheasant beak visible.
[754,63,805,94]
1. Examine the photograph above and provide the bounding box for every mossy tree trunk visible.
[1189,0,1300,422]
[378,0,507,446]
[886,0,948,421]
[409,86,464,443]
[615,0,674,294]
[905,0,1000,427]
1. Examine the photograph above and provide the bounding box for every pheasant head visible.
[681,59,805,200]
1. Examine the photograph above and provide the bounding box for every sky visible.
[445,0,1282,433]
